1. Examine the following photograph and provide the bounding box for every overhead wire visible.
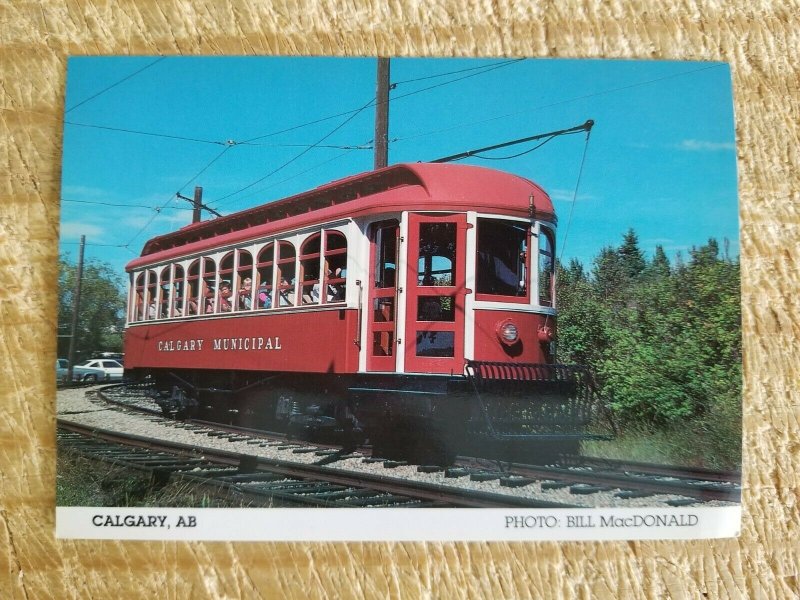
[240,58,524,144]
[64,121,227,146]
[211,61,525,210]
[123,144,233,249]
[391,58,525,85]
[392,63,725,145]
[211,97,377,208]
[66,57,166,113]
[216,143,370,210]
[62,198,193,211]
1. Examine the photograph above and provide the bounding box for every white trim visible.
[463,211,477,362]
[395,212,409,374]
[132,217,353,272]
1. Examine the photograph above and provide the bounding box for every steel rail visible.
[57,419,579,508]
[505,463,740,503]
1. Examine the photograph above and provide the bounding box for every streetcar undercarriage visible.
[134,362,609,466]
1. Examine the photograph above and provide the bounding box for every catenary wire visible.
[392,63,725,144]
[212,98,376,207]
[65,57,166,113]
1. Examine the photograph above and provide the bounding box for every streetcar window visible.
[277,241,296,307]
[236,250,254,311]
[417,222,455,286]
[416,296,455,322]
[186,260,200,315]
[133,273,145,321]
[374,223,397,289]
[145,270,157,320]
[257,244,274,309]
[415,331,455,357]
[475,218,529,298]
[324,231,347,303]
[158,269,170,318]
[538,226,555,307]
[300,234,322,305]
[373,331,394,356]
[201,257,216,314]
[172,265,185,317]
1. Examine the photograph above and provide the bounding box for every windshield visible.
[475,218,528,298]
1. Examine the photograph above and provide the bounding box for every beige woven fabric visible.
[1,1,798,597]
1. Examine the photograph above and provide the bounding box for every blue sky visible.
[60,57,738,280]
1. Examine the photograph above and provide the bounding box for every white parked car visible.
[76,358,125,381]
[56,359,106,383]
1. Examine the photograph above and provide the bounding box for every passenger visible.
[258,283,272,308]
[218,281,232,312]
[278,277,294,306]
[238,277,253,310]
[204,284,215,313]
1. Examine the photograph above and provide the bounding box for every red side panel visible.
[124,310,359,373]
[472,311,553,363]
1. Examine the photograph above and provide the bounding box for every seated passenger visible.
[278,277,294,306]
[257,284,272,308]
[238,277,253,310]
[218,281,232,312]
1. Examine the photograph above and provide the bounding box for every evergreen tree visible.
[618,228,646,279]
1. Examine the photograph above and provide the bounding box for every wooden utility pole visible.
[66,235,85,382]
[192,186,203,223]
[374,57,390,169]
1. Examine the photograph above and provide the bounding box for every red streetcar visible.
[124,162,604,464]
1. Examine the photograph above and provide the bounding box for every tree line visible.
[58,256,126,360]
[556,229,741,463]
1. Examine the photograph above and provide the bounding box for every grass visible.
[56,448,263,508]
[582,409,742,471]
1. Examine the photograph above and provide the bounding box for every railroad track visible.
[86,383,741,506]
[57,420,577,508]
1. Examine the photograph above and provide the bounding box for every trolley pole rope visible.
[430,119,594,163]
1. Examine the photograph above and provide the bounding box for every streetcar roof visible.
[126,162,554,271]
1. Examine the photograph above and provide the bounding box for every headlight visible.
[496,319,519,345]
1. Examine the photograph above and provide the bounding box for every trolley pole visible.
[374,57,390,169]
[66,235,85,383]
[192,186,203,224]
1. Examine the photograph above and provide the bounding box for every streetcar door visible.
[404,213,468,374]
[366,221,400,372]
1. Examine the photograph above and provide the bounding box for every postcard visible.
[56,56,741,540]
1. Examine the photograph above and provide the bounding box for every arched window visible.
[172,265,185,317]
[145,270,158,320]
[201,257,216,314]
[277,241,296,307]
[300,233,322,305]
[256,243,274,309]
[158,269,170,318]
[235,250,254,311]
[216,252,234,313]
[186,260,200,315]
[324,230,347,303]
[133,273,145,321]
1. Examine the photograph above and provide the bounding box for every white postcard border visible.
[57,506,741,541]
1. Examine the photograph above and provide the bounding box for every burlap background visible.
[1,1,797,598]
